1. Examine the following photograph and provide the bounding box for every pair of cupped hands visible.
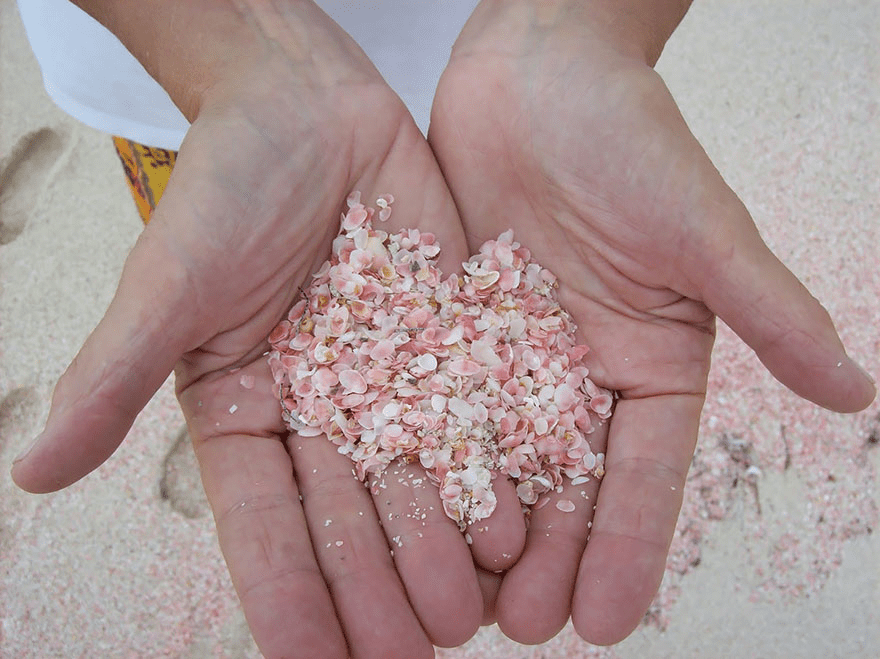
[12,2,875,658]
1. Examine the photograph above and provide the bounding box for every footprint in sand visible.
[0,386,41,449]
[159,426,210,519]
[0,127,66,245]
[0,387,42,550]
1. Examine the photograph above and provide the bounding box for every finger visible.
[11,227,198,492]
[476,567,503,626]
[370,459,482,647]
[197,435,349,659]
[175,366,348,659]
[292,438,435,659]
[687,196,875,412]
[493,421,607,645]
[465,474,526,572]
[571,394,702,645]
[497,475,602,644]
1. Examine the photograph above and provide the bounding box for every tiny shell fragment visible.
[556,499,576,513]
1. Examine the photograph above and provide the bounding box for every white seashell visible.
[417,353,438,371]
[442,325,465,345]
[470,338,502,366]
[556,499,576,513]
[447,397,473,419]
[382,402,402,418]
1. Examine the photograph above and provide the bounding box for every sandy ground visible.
[2,1,878,657]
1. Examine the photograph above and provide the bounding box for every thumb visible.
[11,227,198,492]
[690,196,875,413]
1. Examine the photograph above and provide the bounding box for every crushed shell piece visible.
[556,499,577,513]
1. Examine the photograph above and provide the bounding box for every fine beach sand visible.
[2,1,878,657]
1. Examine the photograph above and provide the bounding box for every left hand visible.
[429,0,876,645]
[11,2,523,654]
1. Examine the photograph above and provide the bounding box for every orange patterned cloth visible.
[111,136,177,224]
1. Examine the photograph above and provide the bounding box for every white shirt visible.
[18,0,478,150]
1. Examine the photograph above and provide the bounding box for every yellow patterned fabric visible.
[111,136,177,224]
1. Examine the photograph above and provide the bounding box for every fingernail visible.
[13,432,43,463]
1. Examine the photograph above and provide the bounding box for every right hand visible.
[428,0,876,645]
[12,2,524,656]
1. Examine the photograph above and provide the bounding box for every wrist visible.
[70,0,264,119]
[68,0,383,121]
[573,0,693,65]
[459,0,692,66]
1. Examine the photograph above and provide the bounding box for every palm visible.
[430,30,872,643]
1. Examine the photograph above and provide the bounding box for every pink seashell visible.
[539,316,564,332]
[369,339,395,361]
[268,320,292,345]
[346,191,362,208]
[470,338,502,366]
[286,299,308,321]
[427,374,447,392]
[294,381,315,398]
[440,481,463,500]
[342,206,369,232]
[448,358,481,377]
[338,369,367,394]
[348,249,373,272]
[289,333,313,351]
[363,367,391,386]
[338,392,365,408]
[554,383,579,412]
[568,344,590,362]
[348,300,372,321]
[590,393,613,416]
[470,270,501,290]
[383,423,403,438]
[442,324,465,345]
[402,410,426,427]
[581,376,601,398]
[498,268,520,292]
[582,452,597,470]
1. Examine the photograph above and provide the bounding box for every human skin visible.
[429,0,877,645]
[10,1,529,657]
